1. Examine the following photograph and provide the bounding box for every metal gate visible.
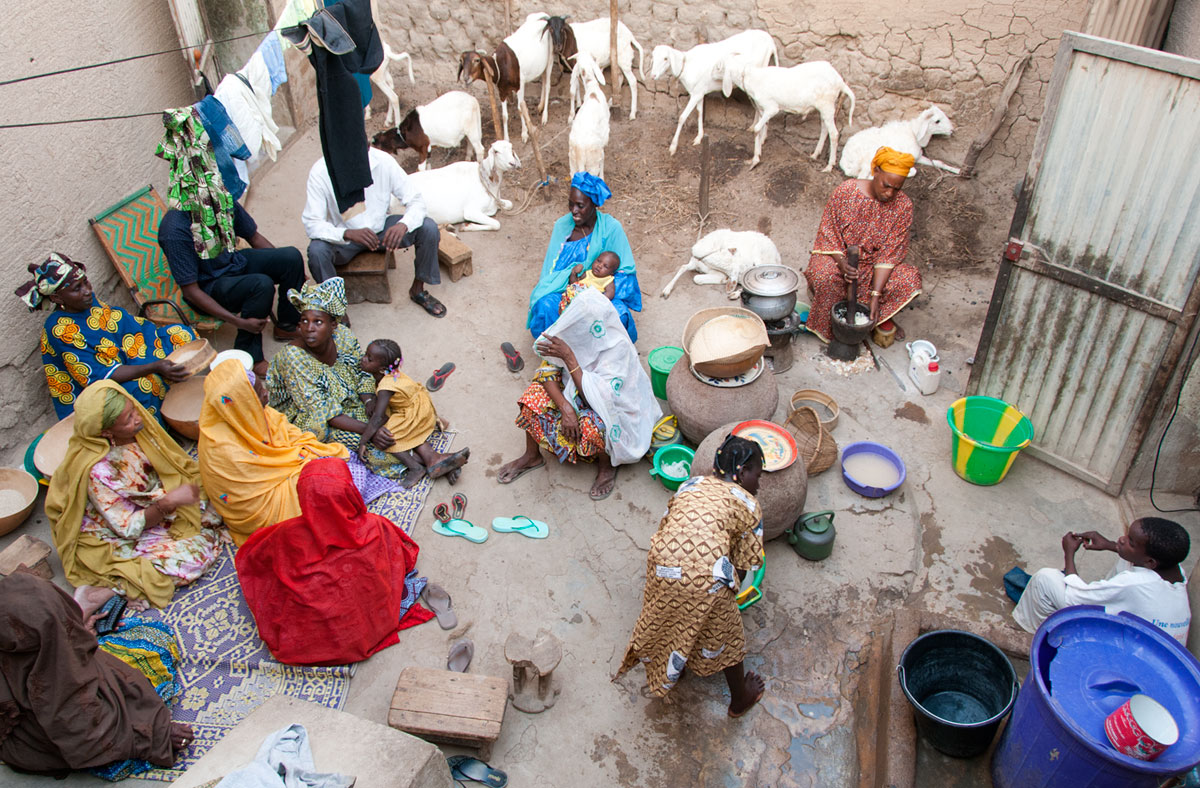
[968,32,1200,494]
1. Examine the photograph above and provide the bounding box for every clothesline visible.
[0,30,275,88]
[0,112,165,130]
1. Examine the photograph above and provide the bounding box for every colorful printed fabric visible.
[155,107,237,260]
[804,179,920,342]
[515,362,606,464]
[14,252,84,311]
[82,442,224,585]
[40,295,196,419]
[90,613,182,781]
[617,476,764,697]
[287,276,347,318]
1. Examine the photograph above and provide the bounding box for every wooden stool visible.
[341,250,393,304]
[438,233,474,282]
[388,667,506,759]
[0,535,53,579]
[505,630,562,713]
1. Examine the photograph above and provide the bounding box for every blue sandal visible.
[491,515,549,539]
[447,756,506,787]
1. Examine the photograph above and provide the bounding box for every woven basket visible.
[785,406,838,474]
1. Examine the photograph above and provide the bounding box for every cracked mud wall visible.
[0,2,194,462]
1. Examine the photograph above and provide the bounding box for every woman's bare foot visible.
[169,722,194,755]
[589,462,618,501]
[74,585,117,619]
[892,321,906,341]
[498,439,544,484]
[728,671,766,718]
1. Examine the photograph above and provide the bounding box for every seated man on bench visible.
[158,202,304,370]
[302,147,444,318]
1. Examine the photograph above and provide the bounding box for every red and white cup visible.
[1104,694,1179,761]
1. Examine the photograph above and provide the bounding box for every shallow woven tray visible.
[785,406,838,475]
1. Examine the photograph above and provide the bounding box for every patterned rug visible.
[137,431,452,780]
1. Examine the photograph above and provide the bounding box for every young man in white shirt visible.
[1013,517,1191,644]
[302,148,445,317]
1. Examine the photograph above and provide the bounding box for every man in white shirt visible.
[302,147,445,317]
[1013,517,1191,644]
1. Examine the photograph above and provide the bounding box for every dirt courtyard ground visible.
[6,85,1199,787]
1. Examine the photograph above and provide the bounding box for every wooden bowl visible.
[33,414,75,479]
[161,376,206,440]
[166,339,216,378]
[682,307,768,378]
[0,468,39,536]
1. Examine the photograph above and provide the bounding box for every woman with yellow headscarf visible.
[804,146,922,343]
[44,380,224,608]
[199,358,348,545]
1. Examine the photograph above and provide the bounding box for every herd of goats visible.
[355,12,962,236]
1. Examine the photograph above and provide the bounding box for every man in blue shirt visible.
[158,203,305,367]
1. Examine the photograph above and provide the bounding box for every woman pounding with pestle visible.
[804,147,921,342]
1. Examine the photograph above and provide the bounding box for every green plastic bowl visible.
[650,445,695,491]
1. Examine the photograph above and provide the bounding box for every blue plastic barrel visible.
[992,606,1200,788]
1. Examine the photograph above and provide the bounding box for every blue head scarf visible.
[570,172,612,208]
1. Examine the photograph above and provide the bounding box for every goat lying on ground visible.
[397,140,522,231]
[458,12,552,141]
[839,105,959,178]
[716,59,855,171]
[545,16,645,120]
[371,91,484,171]
[568,52,609,178]
[661,229,783,299]
[650,30,778,155]
[365,42,414,126]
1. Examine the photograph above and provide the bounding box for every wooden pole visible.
[960,55,1030,178]
[482,63,505,142]
[609,0,621,113]
[504,0,513,36]
[517,101,549,183]
[698,135,710,234]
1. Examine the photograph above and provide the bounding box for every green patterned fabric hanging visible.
[155,107,236,260]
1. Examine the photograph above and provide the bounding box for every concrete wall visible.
[0,2,194,462]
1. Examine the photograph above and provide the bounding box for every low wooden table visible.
[437,234,473,282]
[341,250,393,304]
[388,667,506,759]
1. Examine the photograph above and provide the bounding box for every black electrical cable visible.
[0,111,164,129]
[0,29,275,88]
[1149,330,1200,513]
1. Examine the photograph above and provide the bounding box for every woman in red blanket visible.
[235,458,433,666]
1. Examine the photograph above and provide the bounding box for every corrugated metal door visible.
[968,32,1200,494]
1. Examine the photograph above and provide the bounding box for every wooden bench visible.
[388,666,506,759]
[438,233,474,282]
[341,250,394,304]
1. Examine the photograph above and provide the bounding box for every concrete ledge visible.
[171,696,452,788]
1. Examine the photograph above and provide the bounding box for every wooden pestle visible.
[845,245,860,318]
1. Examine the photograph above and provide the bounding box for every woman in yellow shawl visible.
[199,358,348,545]
[44,380,224,608]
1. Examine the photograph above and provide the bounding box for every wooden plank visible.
[1010,251,1183,323]
[341,251,388,276]
[387,710,501,741]
[1067,31,1200,80]
[437,234,473,265]
[390,682,506,720]
[0,535,53,579]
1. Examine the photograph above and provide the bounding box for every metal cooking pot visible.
[740,265,800,322]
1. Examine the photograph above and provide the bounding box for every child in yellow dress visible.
[359,339,470,488]
[567,250,619,301]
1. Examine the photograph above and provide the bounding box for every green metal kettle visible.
[787,510,836,561]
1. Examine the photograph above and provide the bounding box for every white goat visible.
[374,91,484,171]
[548,17,645,120]
[716,59,855,171]
[365,42,414,126]
[650,30,778,155]
[839,105,959,178]
[568,52,609,178]
[661,229,783,299]
[402,141,522,231]
[459,12,553,143]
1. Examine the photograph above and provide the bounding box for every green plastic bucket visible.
[946,396,1034,485]
[650,445,695,491]
[648,346,684,400]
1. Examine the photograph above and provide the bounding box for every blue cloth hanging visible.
[193,95,252,199]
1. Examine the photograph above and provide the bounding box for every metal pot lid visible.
[741,265,800,296]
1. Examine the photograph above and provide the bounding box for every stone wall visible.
[0,1,194,463]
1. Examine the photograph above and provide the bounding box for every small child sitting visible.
[560,251,619,313]
[359,339,470,489]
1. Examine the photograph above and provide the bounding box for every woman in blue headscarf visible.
[526,172,642,342]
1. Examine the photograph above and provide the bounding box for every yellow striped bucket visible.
[946,397,1034,485]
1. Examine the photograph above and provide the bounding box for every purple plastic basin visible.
[841,441,906,498]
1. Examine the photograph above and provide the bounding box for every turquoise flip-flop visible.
[491,515,549,539]
[433,517,488,543]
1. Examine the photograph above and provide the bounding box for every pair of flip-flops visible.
[433,493,488,542]
[447,755,506,787]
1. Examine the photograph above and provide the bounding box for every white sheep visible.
[365,42,414,127]
[839,105,960,179]
[716,59,855,171]
[661,229,783,299]
[568,52,610,178]
[650,30,778,155]
[546,17,645,120]
[402,141,522,231]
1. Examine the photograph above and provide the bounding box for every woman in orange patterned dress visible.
[616,435,767,717]
[804,147,921,342]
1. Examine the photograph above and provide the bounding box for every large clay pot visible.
[693,421,808,541]
[665,352,779,444]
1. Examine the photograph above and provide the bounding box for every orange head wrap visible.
[872,146,915,177]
